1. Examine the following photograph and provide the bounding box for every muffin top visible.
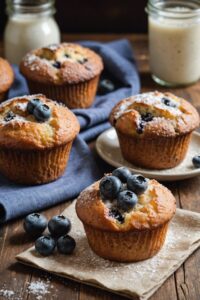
[76,169,176,232]
[0,58,14,94]
[20,43,104,85]
[0,94,80,150]
[110,91,199,138]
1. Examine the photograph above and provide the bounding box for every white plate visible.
[96,128,200,181]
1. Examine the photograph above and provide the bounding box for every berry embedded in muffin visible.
[0,94,80,184]
[20,43,104,108]
[110,91,200,169]
[76,167,176,262]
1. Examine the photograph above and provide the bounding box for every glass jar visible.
[4,0,61,65]
[146,0,200,87]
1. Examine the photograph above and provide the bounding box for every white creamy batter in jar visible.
[146,1,200,86]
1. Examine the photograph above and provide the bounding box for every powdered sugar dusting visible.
[47,43,60,51]
[0,289,15,299]
[0,94,46,125]
[0,277,56,300]
[114,91,182,120]
[27,279,50,300]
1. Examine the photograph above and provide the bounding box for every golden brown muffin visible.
[0,58,14,102]
[0,94,80,184]
[76,172,176,262]
[20,43,103,109]
[110,91,200,169]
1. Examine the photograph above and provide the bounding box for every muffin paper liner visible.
[117,131,192,169]
[27,76,100,109]
[84,222,168,262]
[0,142,72,185]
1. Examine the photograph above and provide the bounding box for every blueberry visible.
[23,213,47,237]
[141,113,154,122]
[117,190,138,212]
[161,97,177,108]
[136,121,145,134]
[137,113,154,134]
[35,235,56,256]
[127,175,148,195]
[52,61,61,68]
[98,79,115,95]
[192,156,200,168]
[77,58,88,64]
[109,208,124,223]
[99,175,122,200]
[33,104,51,122]
[57,235,76,254]
[112,167,131,183]
[27,98,41,114]
[48,215,71,238]
[4,111,15,122]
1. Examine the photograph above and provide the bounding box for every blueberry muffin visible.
[20,43,103,109]
[0,58,14,102]
[0,94,80,184]
[76,167,176,262]
[110,91,199,169]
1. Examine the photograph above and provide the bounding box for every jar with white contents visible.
[146,0,200,87]
[4,0,61,65]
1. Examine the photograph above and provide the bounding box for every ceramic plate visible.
[96,128,200,181]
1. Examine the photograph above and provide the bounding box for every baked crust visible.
[20,43,103,85]
[0,58,14,93]
[0,94,80,150]
[76,179,176,232]
[110,91,199,138]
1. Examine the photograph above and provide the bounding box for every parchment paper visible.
[16,202,200,300]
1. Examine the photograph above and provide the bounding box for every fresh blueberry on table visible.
[23,213,47,236]
[57,235,76,254]
[4,111,16,122]
[99,175,122,200]
[48,215,71,238]
[27,98,41,114]
[98,79,115,95]
[33,104,51,122]
[117,190,138,212]
[127,174,148,195]
[192,156,200,168]
[112,167,131,183]
[35,235,56,256]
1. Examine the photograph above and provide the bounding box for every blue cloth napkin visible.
[0,39,140,223]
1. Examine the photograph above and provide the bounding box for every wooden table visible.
[0,34,200,300]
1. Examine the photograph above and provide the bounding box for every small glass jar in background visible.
[4,0,61,65]
[146,0,200,87]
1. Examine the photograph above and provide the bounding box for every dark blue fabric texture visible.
[0,39,140,223]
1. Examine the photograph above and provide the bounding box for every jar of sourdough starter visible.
[146,0,200,87]
[4,0,61,64]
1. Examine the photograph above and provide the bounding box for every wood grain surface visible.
[0,34,200,300]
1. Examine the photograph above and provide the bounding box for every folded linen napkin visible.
[0,39,140,223]
[17,202,200,300]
